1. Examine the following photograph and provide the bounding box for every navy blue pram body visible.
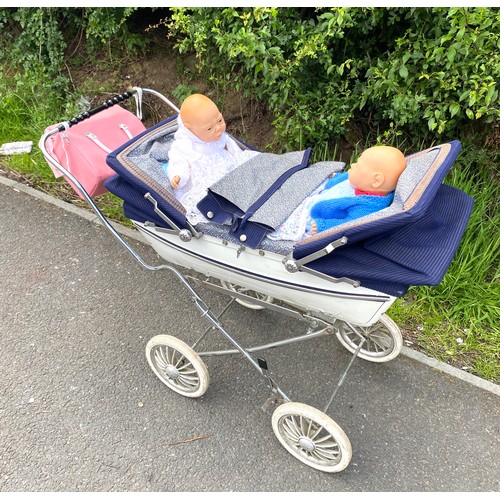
[104,116,474,298]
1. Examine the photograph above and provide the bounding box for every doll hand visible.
[171,175,181,189]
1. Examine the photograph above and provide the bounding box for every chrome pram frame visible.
[39,88,471,473]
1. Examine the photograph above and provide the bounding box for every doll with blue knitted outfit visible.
[166,93,244,225]
[269,145,406,241]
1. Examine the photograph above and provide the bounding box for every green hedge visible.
[168,7,500,149]
[0,7,145,93]
[2,7,497,151]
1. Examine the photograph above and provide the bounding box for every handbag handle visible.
[56,89,139,133]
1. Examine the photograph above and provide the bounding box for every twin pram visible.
[39,88,474,473]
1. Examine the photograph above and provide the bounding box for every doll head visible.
[348,145,406,194]
[180,93,226,143]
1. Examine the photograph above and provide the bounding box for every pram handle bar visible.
[38,89,182,273]
[56,87,181,133]
[141,88,180,114]
[38,88,183,270]
[55,90,138,133]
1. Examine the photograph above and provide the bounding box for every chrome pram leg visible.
[323,323,367,414]
[195,320,335,357]
[190,297,237,350]
[144,276,291,403]
[195,300,292,404]
[186,288,356,473]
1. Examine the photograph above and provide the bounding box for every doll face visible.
[188,106,227,143]
[348,146,406,194]
[348,150,380,192]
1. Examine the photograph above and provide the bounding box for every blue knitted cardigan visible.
[309,172,394,233]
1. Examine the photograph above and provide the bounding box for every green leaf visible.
[485,85,496,106]
[449,102,460,118]
[447,46,456,63]
[459,90,470,102]
[399,65,408,79]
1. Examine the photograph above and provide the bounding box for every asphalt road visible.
[0,178,499,492]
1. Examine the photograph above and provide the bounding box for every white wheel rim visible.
[151,344,200,393]
[336,314,403,362]
[146,335,209,398]
[272,403,351,473]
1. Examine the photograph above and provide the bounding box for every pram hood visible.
[105,117,473,298]
[293,141,474,296]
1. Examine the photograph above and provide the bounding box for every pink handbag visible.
[42,104,146,199]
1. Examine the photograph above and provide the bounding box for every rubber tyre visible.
[272,402,352,473]
[146,334,209,398]
[335,314,403,363]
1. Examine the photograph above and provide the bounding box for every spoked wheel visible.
[146,335,209,398]
[220,280,274,310]
[272,402,352,473]
[335,313,403,363]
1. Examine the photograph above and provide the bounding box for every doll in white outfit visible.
[166,93,244,225]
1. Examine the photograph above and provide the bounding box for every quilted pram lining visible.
[105,117,336,255]
[105,116,440,246]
